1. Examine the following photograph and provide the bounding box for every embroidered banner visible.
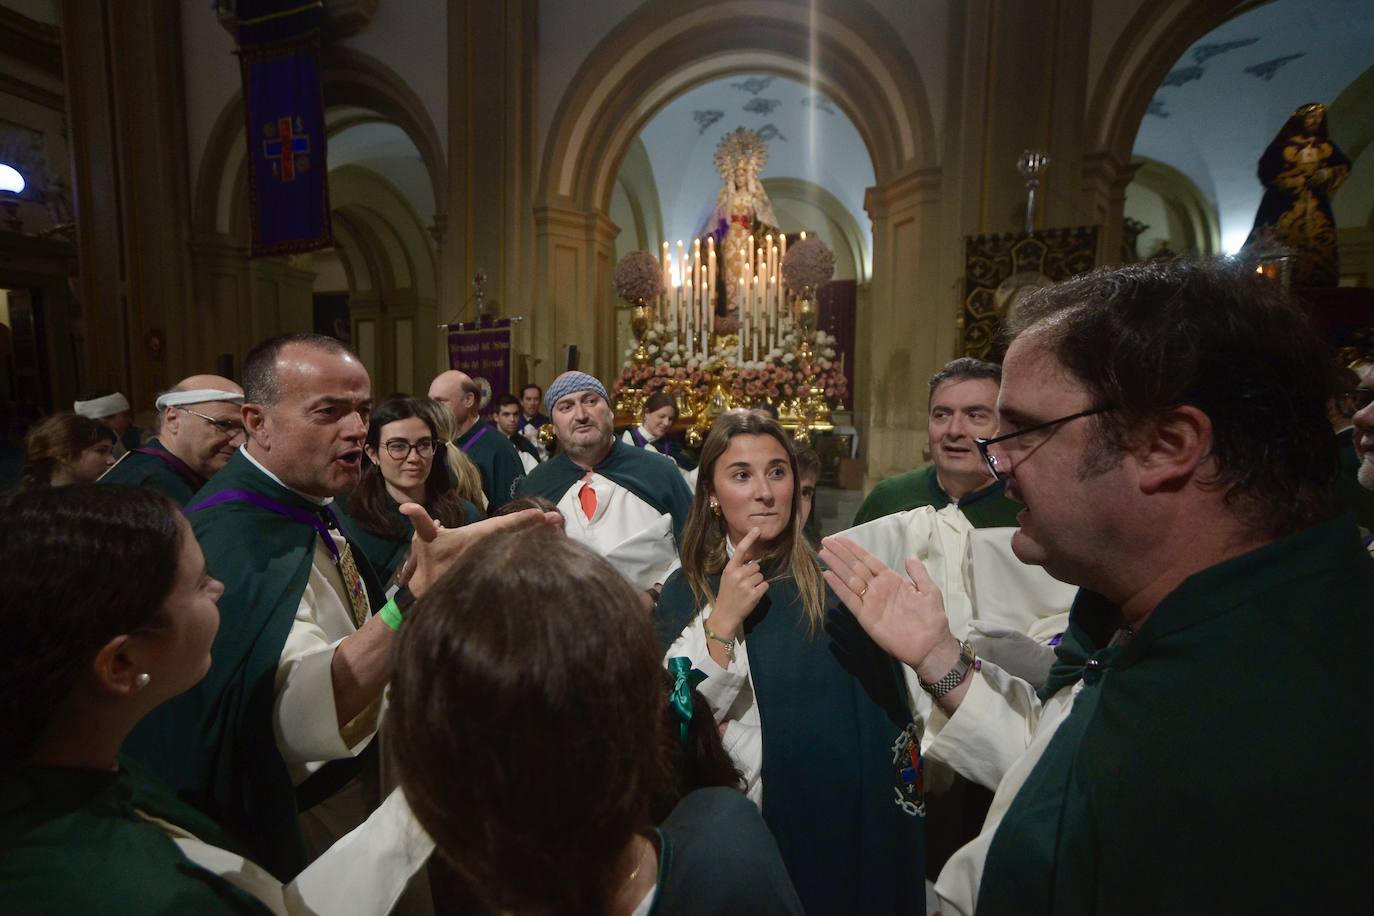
[446,319,514,412]
[237,1,331,257]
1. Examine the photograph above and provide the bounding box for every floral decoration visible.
[613,322,848,406]
[614,250,664,303]
[780,236,835,295]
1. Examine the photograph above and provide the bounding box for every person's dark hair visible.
[653,672,742,823]
[349,396,470,538]
[681,411,826,632]
[793,443,822,547]
[492,494,561,518]
[21,412,117,488]
[642,391,679,421]
[494,393,521,411]
[0,484,183,760]
[1006,258,1338,538]
[241,333,352,407]
[390,529,735,914]
[927,357,1002,400]
[520,384,542,400]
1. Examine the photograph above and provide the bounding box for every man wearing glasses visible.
[99,374,244,505]
[822,259,1373,913]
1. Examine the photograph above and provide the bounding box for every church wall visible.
[336,0,447,156]
[179,1,238,202]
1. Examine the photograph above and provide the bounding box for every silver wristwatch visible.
[919,640,976,698]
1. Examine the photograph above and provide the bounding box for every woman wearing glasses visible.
[346,395,481,584]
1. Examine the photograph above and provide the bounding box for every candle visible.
[708,248,717,337]
[738,278,747,362]
[747,234,755,278]
[769,275,778,351]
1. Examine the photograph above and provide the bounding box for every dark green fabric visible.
[456,420,525,509]
[99,437,204,506]
[0,756,271,915]
[654,569,925,914]
[344,491,482,584]
[517,438,694,544]
[852,463,1022,527]
[978,514,1374,914]
[122,450,382,881]
[507,431,541,463]
[649,787,804,915]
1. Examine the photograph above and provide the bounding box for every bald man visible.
[429,369,524,509]
[99,374,245,505]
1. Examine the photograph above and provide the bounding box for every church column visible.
[531,201,619,382]
[61,0,195,406]
[188,234,253,377]
[442,0,536,373]
[862,167,946,486]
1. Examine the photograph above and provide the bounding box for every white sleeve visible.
[282,788,434,914]
[920,659,1044,791]
[663,606,752,724]
[272,586,378,767]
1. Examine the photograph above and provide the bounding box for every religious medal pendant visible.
[891,722,927,818]
[336,542,370,629]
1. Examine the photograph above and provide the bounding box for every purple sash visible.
[186,488,344,565]
[630,427,669,455]
[132,446,205,491]
[459,423,491,453]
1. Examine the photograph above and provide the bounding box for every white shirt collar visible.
[638,424,657,443]
[239,444,333,507]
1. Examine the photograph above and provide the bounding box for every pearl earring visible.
[135,673,151,689]
[709,499,721,516]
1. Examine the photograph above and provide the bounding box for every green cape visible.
[344,490,481,585]
[653,568,925,913]
[0,756,270,914]
[456,419,526,509]
[516,438,694,544]
[853,463,1022,527]
[99,437,205,506]
[122,450,383,881]
[650,787,803,915]
[978,514,1374,913]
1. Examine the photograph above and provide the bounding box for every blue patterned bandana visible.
[545,371,609,413]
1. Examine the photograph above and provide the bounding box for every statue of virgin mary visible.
[701,127,779,318]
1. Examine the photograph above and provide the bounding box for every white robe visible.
[139,785,432,916]
[620,428,699,490]
[556,470,680,591]
[241,449,382,858]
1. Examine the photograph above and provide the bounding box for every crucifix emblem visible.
[262,116,311,182]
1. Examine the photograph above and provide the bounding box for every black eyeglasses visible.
[383,438,437,461]
[181,408,246,438]
[975,407,1112,480]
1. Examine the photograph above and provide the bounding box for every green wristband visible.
[378,597,404,630]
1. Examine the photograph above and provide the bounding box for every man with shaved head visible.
[99,374,244,504]
[429,368,524,509]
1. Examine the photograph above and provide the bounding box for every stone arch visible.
[540,0,934,216]
[533,0,933,381]
[762,177,870,283]
[1126,156,1221,257]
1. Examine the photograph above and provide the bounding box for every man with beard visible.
[822,260,1374,913]
[516,371,692,596]
[99,375,244,504]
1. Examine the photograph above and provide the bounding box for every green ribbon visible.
[667,656,708,744]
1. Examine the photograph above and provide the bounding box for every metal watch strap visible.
[920,640,975,698]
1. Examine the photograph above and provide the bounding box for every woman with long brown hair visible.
[345,395,481,584]
[653,410,926,913]
[389,528,802,915]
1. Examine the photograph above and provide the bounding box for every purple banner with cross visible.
[238,2,331,257]
[447,319,514,416]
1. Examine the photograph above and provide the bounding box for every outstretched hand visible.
[819,534,953,669]
[398,504,563,597]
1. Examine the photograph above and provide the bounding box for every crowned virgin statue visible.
[702,127,779,319]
